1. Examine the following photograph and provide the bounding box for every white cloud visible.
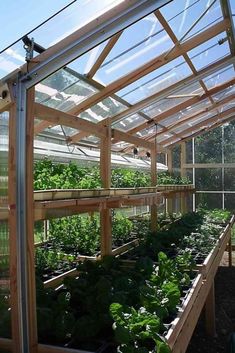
[5,48,25,62]
[0,57,19,72]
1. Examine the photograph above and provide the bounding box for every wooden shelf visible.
[0,185,195,221]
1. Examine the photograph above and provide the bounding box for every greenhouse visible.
[0,0,235,352]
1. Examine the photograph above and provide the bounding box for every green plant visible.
[49,214,100,255]
[113,213,133,245]
[110,303,170,353]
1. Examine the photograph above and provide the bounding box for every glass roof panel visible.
[35,69,98,111]
[160,0,222,41]
[159,98,212,126]
[188,32,230,71]
[116,57,193,104]
[203,64,235,89]
[113,114,146,132]
[94,14,173,85]
[212,85,235,101]
[80,97,127,123]
[141,97,190,118]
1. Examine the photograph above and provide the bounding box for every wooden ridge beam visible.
[68,19,230,116]
[162,107,235,146]
[34,103,106,137]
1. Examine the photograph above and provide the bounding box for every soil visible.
[186,253,235,353]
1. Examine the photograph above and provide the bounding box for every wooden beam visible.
[100,120,112,256]
[162,107,235,145]
[150,140,157,231]
[180,142,187,213]
[128,77,235,134]
[68,20,230,116]
[151,94,235,139]
[34,103,106,137]
[86,32,123,78]
[168,114,235,147]
[166,149,173,214]
[8,102,21,353]
[68,55,234,143]
[205,281,216,337]
[112,128,154,150]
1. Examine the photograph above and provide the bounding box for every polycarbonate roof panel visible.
[35,69,98,110]
[94,14,173,85]
[116,57,193,104]
[212,85,235,100]
[79,97,126,123]
[141,97,189,118]
[160,0,222,41]
[203,65,234,89]
[113,114,146,132]
[188,32,230,71]
[160,98,212,126]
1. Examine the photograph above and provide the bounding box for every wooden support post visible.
[166,150,173,215]
[150,140,157,232]
[8,102,21,353]
[26,88,38,353]
[205,281,216,337]
[180,143,187,214]
[100,120,112,256]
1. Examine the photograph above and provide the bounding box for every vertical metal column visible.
[15,76,30,353]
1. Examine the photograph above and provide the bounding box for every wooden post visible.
[166,150,173,215]
[100,119,112,256]
[26,88,38,353]
[205,281,216,337]
[8,101,21,353]
[150,140,157,232]
[180,142,187,214]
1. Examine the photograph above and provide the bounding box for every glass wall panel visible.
[196,193,222,209]
[195,129,222,163]
[224,120,235,163]
[224,193,235,212]
[224,168,235,191]
[195,168,222,191]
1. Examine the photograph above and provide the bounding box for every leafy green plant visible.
[49,214,100,255]
[110,303,170,353]
[113,213,133,245]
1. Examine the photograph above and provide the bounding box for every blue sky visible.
[0,0,232,87]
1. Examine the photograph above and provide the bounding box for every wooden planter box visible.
[197,220,232,278]
[0,274,204,353]
[156,184,194,192]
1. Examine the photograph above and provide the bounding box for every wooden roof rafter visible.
[148,94,235,140]
[125,77,235,135]
[167,113,235,149]
[68,54,234,144]
[62,19,230,144]
[160,107,235,146]
[86,31,123,79]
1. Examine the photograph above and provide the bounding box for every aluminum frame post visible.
[15,75,30,353]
